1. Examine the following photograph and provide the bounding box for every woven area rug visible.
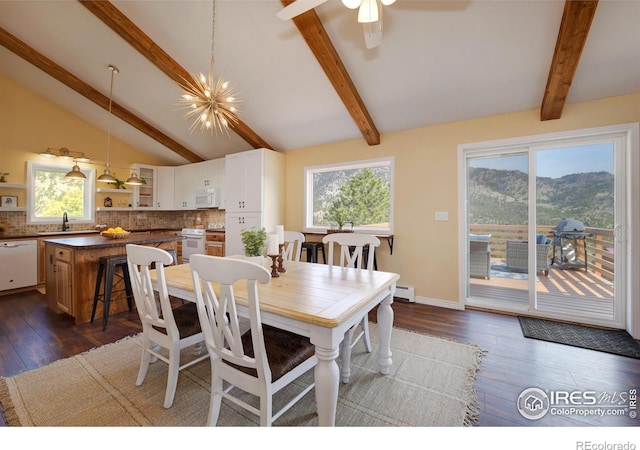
[519,316,640,359]
[0,324,483,427]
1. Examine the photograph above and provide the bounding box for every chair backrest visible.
[282,231,305,262]
[189,254,273,382]
[321,233,380,270]
[126,244,179,337]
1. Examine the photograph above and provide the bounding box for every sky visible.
[469,143,614,179]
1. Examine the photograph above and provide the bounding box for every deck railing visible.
[469,224,614,281]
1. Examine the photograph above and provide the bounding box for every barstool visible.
[301,242,326,263]
[91,254,134,330]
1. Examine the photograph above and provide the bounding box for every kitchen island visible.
[44,233,182,324]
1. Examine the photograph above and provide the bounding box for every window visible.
[27,161,95,225]
[304,157,394,234]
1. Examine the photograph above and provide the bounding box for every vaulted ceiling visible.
[1,1,638,165]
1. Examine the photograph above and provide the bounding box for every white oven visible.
[181,228,206,263]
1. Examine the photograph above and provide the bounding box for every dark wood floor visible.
[1,290,639,427]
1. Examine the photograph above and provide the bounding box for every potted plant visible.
[240,227,267,264]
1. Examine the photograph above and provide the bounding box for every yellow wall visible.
[284,93,640,305]
[0,74,164,185]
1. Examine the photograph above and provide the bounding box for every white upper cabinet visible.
[225,150,263,212]
[156,166,175,210]
[131,164,156,210]
[173,158,224,210]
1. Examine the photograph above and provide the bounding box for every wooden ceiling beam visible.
[280,0,380,146]
[540,0,599,121]
[79,0,274,151]
[0,25,204,163]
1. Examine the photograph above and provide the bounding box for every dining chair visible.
[125,244,208,408]
[189,254,318,426]
[282,231,305,262]
[322,232,380,382]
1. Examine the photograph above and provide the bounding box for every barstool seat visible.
[301,242,325,263]
[91,254,134,330]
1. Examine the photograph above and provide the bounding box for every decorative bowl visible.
[100,231,130,239]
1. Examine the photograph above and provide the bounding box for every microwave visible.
[194,188,221,208]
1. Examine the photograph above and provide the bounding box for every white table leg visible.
[314,345,340,426]
[376,293,394,375]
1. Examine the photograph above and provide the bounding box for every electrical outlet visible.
[435,211,449,221]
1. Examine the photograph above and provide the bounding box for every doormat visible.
[518,316,640,359]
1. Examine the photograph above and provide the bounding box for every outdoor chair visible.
[506,234,551,276]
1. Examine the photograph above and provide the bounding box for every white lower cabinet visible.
[225,212,263,256]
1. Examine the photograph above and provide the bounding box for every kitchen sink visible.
[37,230,100,236]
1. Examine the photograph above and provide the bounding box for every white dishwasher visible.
[0,240,38,291]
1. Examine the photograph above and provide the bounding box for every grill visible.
[554,218,585,233]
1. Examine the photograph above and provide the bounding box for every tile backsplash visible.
[0,209,225,235]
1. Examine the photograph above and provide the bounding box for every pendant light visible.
[97,65,119,183]
[125,170,143,186]
[65,160,87,180]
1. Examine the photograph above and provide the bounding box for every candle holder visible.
[277,243,287,273]
[268,254,280,277]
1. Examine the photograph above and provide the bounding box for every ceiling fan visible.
[277,0,397,49]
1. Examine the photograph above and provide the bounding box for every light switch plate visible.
[435,211,449,221]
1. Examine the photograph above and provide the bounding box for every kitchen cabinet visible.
[131,164,156,209]
[225,213,263,256]
[45,244,73,314]
[173,158,224,210]
[156,166,175,210]
[205,229,225,257]
[224,149,284,255]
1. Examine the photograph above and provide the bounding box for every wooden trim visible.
[79,0,274,151]
[280,0,380,146]
[0,25,204,163]
[540,0,599,121]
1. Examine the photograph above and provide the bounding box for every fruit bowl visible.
[101,230,130,239]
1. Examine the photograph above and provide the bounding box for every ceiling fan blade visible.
[276,0,328,20]
[362,3,383,48]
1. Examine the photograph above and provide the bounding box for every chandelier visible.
[177,0,240,134]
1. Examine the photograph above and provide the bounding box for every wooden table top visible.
[154,261,399,329]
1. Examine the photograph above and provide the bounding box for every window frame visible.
[27,160,96,225]
[303,156,394,234]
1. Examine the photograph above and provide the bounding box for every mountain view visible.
[468,168,614,229]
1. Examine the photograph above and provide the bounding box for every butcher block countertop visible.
[42,233,184,249]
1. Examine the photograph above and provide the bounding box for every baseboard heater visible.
[395,285,415,302]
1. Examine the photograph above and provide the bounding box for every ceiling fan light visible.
[342,0,361,9]
[358,0,378,23]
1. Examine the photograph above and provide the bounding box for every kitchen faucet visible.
[62,211,69,231]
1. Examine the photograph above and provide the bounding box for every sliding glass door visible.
[461,126,629,329]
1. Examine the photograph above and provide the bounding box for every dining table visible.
[150,259,400,426]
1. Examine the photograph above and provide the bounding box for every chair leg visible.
[361,316,372,353]
[260,392,274,427]
[136,339,153,386]
[208,366,223,426]
[121,264,134,311]
[91,263,105,323]
[340,329,353,384]
[102,262,116,331]
[164,344,181,408]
